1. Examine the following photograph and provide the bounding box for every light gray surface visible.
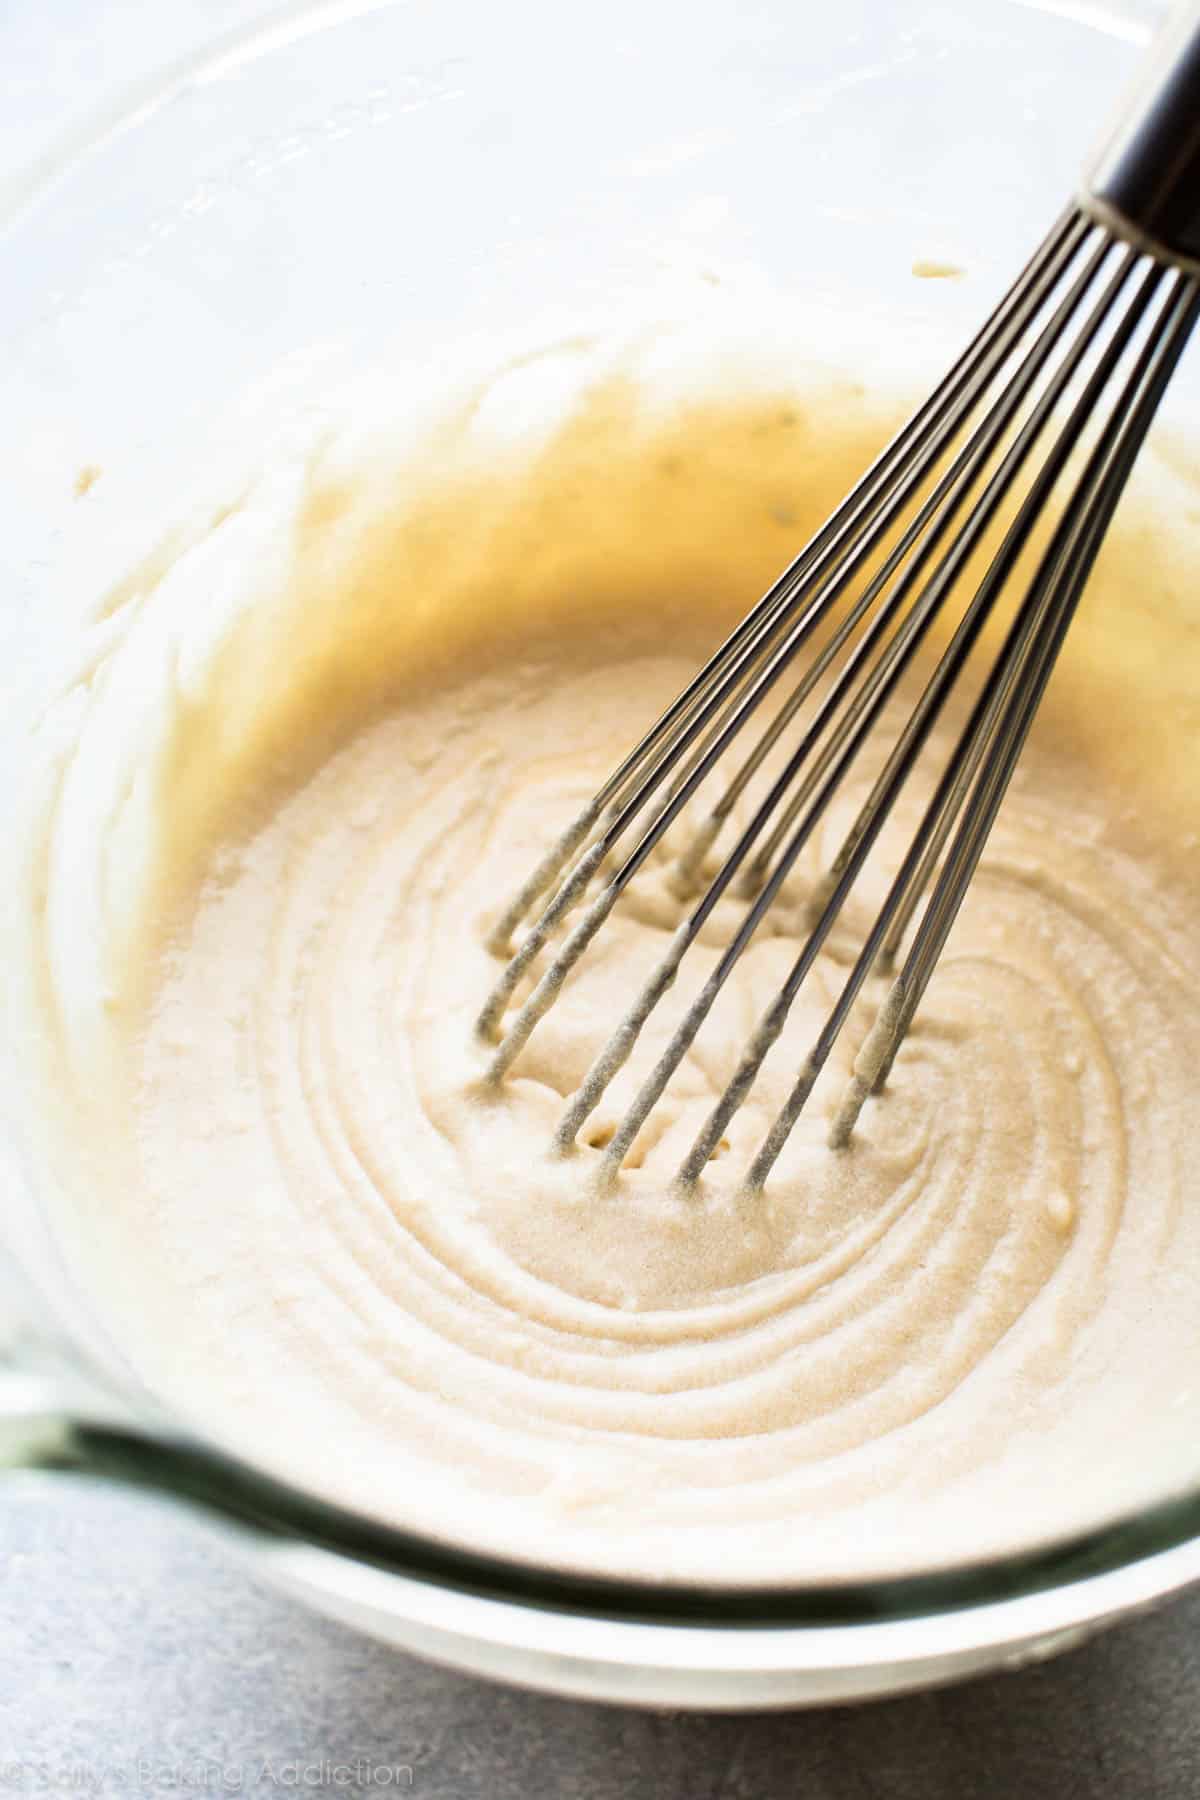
[4,2,1200,1793]
[5,1476,1200,1797]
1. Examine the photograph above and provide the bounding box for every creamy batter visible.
[25,372,1200,1582]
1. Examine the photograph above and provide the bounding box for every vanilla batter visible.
[25,372,1200,1582]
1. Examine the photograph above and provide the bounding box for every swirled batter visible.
[29,372,1200,1581]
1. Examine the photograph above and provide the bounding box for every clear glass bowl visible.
[0,0,1194,1708]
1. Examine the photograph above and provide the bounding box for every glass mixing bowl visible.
[0,0,1195,1709]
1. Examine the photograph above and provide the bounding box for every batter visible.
[26,370,1200,1582]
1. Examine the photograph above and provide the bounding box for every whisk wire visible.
[677,246,1163,1186]
[777,267,1196,1170]
[842,267,1200,1136]
[480,211,1087,970]
[474,175,1199,1190]
[566,230,1137,1173]
[479,218,1101,1070]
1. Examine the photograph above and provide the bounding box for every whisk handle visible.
[1084,0,1200,271]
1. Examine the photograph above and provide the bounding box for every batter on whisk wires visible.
[475,208,1199,1193]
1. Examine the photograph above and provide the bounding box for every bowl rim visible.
[58,1413,1200,1635]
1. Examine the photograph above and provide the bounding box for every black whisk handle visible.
[1085,0,1200,271]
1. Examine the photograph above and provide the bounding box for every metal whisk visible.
[475,4,1200,1192]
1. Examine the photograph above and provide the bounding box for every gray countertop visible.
[4,4,1199,1794]
[5,1474,1200,1797]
